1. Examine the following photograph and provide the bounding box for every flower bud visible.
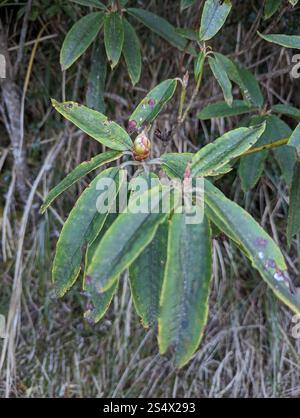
[133,131,151,161]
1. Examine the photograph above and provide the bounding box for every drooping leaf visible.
[60,12,104,70]
[258,31,300,49]
[194,51,205,82]
[264,0,282,19]
[208,55,233,106]
[123,18,141,85]
[238,115,283,191]
[191,123,266,177]
[128,79,177,132]
[204,180,300,314]
[271,104,300,120]
[129,221,168,328]
[287,162,300,247]
[127,8,190,52]
[199,0,232,41]
[52,168,125,297]
[40,150,122,214]
[86,42,107,113]
[288,122,300,157]
[158,212,212,368]
[269,116,296,187]
[236,66,264,108]
[86,186,177,293]
[180,0,196,11]
[213,53,264,107]
[198,100,255,120]
[104,12,124,69]
[71,0,106,9]
[51,99,132,151]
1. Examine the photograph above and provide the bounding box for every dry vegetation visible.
[0,0,300,397]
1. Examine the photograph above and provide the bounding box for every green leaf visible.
[272,104,300,120]
[40,150,122,214]
[289,0,299,5]
[86,186,176,292]
[51,99,132,151]
[208,55,233,106]
[86,42,107,113]
[204,180,300,314]
[158,212,212,368]
[213,53,263,107]
[52,167,125,297]
[128,79,177,132]
[288,122,300,157]
[123,19,141,85]
[198,100,255,120]
[176,27,198,41]
[264,0,282,19]
[180,0,196,11]
[258,31,300,49]
[161,153,193,179]
[104,12,124,69]
[287,162,300,246]
[199,0,232,41]
[60,12,104,70]
[191,123,266,177]
[238,115,282,191]
[269,116,295,187]
[129,221,168,328]
[127,8,190,52]
[194,51,205,82]
[84,279,119,323]
[70,0,106,9]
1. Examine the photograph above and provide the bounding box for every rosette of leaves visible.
[42,73,300,368]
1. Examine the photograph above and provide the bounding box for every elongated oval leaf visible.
[271,104,300,120]
[288,122,300,156]
[198,100,255,120]
[123,19,141,86]
[128,79,177,132]
[287,161,300,247]
[258,31,300,49]
[86,42,107,113]
[213,53,263,107]
[199,0,232,41]
[191,123,266,177]
[208,55,233,106]
[40,150,122,214]
[52,167,125,297]
[270,116,295,187]
[129,221,168,328]
[158,212,212,368]
[127,8,190,52]
[204,180,300,314]
[238,115,281,191]
[60,12,104,70]
[86,186,176,292]
[51,99,132,151]
[104,12,124,69]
